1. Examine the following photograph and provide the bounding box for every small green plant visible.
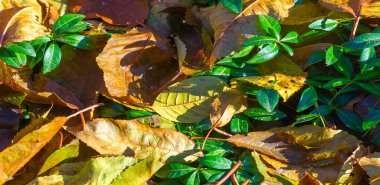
[0,14,92,74]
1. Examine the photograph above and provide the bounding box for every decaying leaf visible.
[255,54,304,76]
[0,117,68,184]
[197,0,294,61]
[96,27,176,108]
[30,156,137,185]
[68,0,149,26]
[282,2,332,25]
[232,73,307,102]
[336,145,367,185]
[67,118,196,160]
[358,152,380,184]
[319,0,380,17]
[152,76,229,123]
[210,89,247,127]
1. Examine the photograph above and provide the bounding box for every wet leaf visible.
[0,117,67,184]
[152,76,229,123]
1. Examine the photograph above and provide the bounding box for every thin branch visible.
[214,128,233,137]
[67,103,104,119]
[350,0,363,39]
[80,113,86,130]
[231,173,239,185]
[241,179,250,185]
[205,160,242,185]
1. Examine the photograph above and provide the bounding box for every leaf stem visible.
[328,83,352,105]
[350,1,363,39]
[205,160,242,185]
[67,103,104,119]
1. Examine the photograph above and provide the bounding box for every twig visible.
[80,113,86,130]
[205,160,242,185]
[57,131,63,148]
[214,128,233,137]
[231,173,239,185]
[241,179,250,185]
[153,69,184,95]
[67,103,104,119]
[350,0,363,39]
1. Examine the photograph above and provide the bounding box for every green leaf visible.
[230,65,260,78]
[363,109,380,131]
[258,15,281,39]
[230,114,249,134]
[332,56,353,78]
[357,83,380,97]
[325,45,343,66]
[257,88,279,112]
[310,105,334,116]
[200,169,225,183]
[186,171,200,185]
[307,50,325,65]
[360,47,377,72]
[168,163,196,178]
[64,22,91,33]
[242,36,276,47]
[347,33,380,50]
[297,86,318,112]
[244,107,286,121]
[43,43,62,74]
[323,78,351,89]
[279,42,293,56]
[0,48,26,68]
[246,43,280,64]
[55,34,93,50]
[293,114,319,125]
[52,14,85,34]
[221,0,242,13]
[152,76,229,123]
[28,42,47,68]
[280,31,301,43]
[309,19,339,31]
[196,140,234,154]
[199,156,232,170]
[336,109,363,132]
[3,42,36,57]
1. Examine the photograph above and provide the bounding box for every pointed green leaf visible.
[55,34,93,50]
[258,15,281,39]
[168,163,196,178]
[242,36,276,47]
[363,109,380,131]
[280,31,301,43]
[244,107,286,121]
[257,88,279,112]
[325,45,343,66]
[309,19,339,31]
[246,43,280,64]
[307,50,325,65]
[297,86,318,112]
[43,43,61,74]
[186,171,200,185]
[199,156,232,170]
[52,14,85,34]
[347,33,380,50]
[336,109,363,132]
[230,114,249,134]
[3,42,36,57]
[279,42,293,56]
[221,0,242,13]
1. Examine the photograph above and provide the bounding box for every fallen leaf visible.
[255,54,304,76]
[68,0,149,26]
[282,2,331,25]
[38,139,80,175]
[319,0,380,17]
[152,76,229,123]
[336,145,367,184]
[197,0,294,61]
[31,156,137,185]
[290,43,331,70]
[67,118,196,160]
[0,117,67,184]
[210,89,247,127]
[358,152,380,184]
[232,73,307,102]
[96,27,176,108]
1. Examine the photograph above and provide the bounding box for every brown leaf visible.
[319,0,380,17]
[0,1,48,46]
[68,0,149,26]
[336,145,367,184]
[96,28,177,108]
[210,89,247,127]
[0,117,67,184]
[358,152,380,184]
[46,33,107,108]
[290,43,331,70]
[282,2,331,25]
[227,125,361,163]
[197,0,294,61]
[67,118,196,160]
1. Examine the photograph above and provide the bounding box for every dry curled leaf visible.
[68,0,149,26]
[358,152,380,184]
[232,73,307,102]
[319,0,380,17]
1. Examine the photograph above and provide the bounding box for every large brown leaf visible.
[68,0,149,26]
[319,0,380,17]
[45,33,107,108]
[0,117,67,184]
[96,28,177,108]
[197,0,294,61]
[358,152,380,184]
[67,118,196,160]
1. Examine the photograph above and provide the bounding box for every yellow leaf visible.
[152,76,229,123]
[319,0,380,17]
[232,73,307,102]
[358,152,380,184]
[210,89,247,127]
[0,117,68,184]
